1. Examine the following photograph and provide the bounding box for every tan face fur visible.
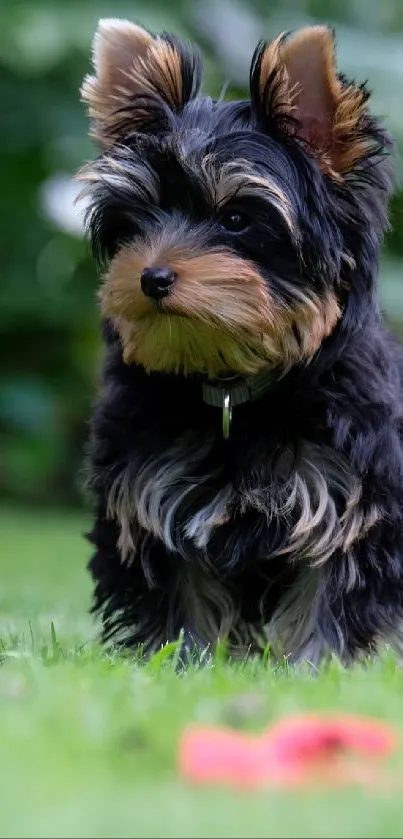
[99,224,340,377]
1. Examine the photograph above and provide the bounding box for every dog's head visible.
[78,19,393,378]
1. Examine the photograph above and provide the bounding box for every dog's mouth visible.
[153,302,191,319]
[140,296,235,330]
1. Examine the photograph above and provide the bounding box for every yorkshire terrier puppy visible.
[78,18,403,665]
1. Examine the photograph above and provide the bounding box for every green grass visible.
[1,507,403,838]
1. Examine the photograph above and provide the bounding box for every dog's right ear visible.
[81,18,203,147]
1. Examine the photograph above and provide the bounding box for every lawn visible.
[1,507,403,838]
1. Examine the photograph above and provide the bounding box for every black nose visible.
[140,266,176,300]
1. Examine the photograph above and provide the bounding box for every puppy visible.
[78,18,403,665]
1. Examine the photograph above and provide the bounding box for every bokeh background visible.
[2,0,403,510]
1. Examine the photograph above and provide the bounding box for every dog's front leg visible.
[87,504,197,655]
[269,537,403,666]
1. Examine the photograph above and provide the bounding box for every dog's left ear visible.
[250,25,375,176]
[81,18,203,146]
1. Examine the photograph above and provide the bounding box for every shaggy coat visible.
[78,19,403,664]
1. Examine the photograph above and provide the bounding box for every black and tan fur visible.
[78,19,403,665]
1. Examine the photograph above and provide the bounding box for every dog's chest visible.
[107,433,364,567]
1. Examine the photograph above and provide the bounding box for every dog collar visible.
[201,368,278,439]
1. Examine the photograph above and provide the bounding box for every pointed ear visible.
[250,26,375,176]
[81,18,203,147]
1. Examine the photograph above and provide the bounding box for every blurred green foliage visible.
[2,0,403,506]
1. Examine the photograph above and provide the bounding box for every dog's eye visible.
[220,211,249,234]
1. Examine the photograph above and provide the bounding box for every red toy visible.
[179,714,397,789]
